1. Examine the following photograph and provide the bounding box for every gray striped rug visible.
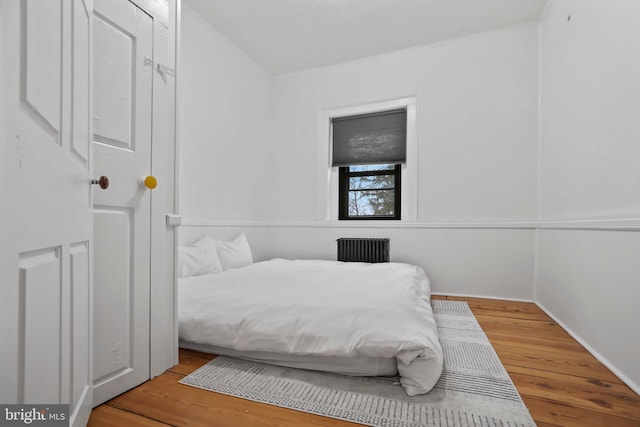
[179,300,536,427]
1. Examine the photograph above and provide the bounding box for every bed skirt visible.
[179,339,398,377]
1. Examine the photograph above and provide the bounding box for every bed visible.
[178,251,444,396]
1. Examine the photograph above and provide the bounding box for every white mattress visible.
[179,339,398,376]
[179,259,443,395]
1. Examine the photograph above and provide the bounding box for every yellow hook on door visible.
[142,175,157,190]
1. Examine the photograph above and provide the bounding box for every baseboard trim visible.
[431,292,535,304]
[535,301,640,397]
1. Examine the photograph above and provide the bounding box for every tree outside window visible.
[339,164,401,220]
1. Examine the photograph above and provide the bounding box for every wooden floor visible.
[88,297,640,427]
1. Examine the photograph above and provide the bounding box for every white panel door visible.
[92,0,154,406]
[0,0,94,426]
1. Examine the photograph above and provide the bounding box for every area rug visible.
[179,300,536,427]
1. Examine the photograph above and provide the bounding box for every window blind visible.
[331,108,407,167]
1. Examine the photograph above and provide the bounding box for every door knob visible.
[91,176,109,190]
[141,175,157,190]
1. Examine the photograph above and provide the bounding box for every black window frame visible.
[338,164,402,220]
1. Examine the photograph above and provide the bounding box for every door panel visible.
[0,0,93,426]
[92,0,153,406]
[73,0,91,163]
[19,248,63,404]
[25,0,62,136]
[70,242,91,410]
[0,0,94,425]
[93,209,133,382]
[93,14,135,149]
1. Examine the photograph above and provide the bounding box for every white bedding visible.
[178,258,443,396]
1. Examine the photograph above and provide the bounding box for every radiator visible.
[336,238,390,263]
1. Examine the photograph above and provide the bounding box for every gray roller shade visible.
[332,108,407,167]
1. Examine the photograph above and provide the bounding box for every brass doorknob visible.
[142,175,157,190]
[91,176,109,190]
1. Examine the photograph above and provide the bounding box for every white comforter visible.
[178,259,443,396]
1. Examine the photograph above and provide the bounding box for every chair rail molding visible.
[180,218,538,229]
[182,215,640,231]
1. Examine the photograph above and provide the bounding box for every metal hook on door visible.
[143,57,175,77]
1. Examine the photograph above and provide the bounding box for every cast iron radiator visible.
[336,238,390,263]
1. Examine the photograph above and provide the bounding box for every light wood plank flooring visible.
[88,297,640,426]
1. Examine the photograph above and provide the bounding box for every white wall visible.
[179,3,273,220]
[181,225,535,299]
[537,230,640,391]
[179,0,640,396]
[539,0,640,220]
[537,0,640,394]
[179,20,540,300]
[271,24,539,222]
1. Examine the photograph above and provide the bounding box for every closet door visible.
[0,0,94,425]
[91,0,153,406]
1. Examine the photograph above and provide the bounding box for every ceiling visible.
[185,0,549,75]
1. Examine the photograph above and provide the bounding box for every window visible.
[332,109,406,220]
[318,97,417,222]
[339,164,401,220]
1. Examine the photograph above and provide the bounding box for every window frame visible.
[338,164,402,220]
[317,97,418,222]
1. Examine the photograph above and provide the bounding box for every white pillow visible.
[178,236,223,278]
[213,233,253,271]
